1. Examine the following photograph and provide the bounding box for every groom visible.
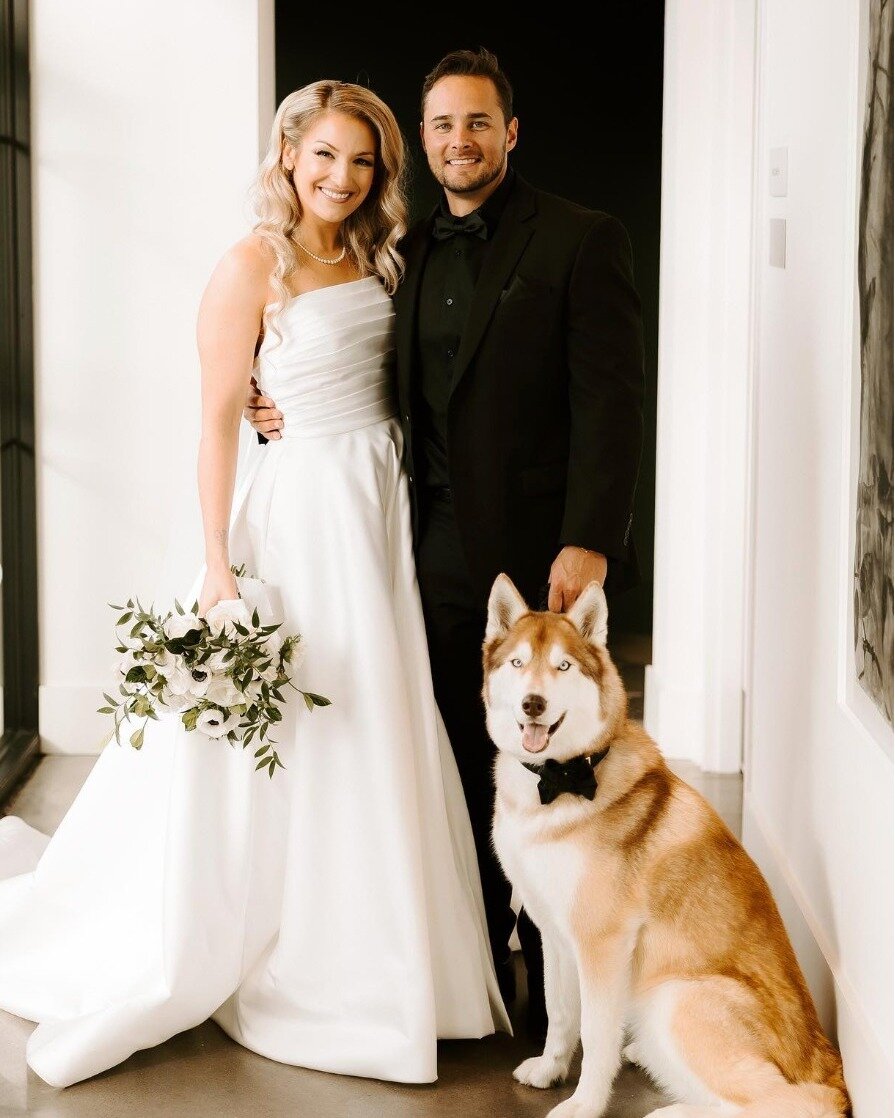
[248,49,645,1036]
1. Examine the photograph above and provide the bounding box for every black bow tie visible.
[431,210,488,241]
[522,747,610,806]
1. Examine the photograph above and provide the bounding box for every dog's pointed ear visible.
[568,581,608,646]
[486,574,528,640]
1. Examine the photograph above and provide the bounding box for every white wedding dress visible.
[0,275,509,1089]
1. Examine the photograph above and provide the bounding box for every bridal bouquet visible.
[99,566,330,777]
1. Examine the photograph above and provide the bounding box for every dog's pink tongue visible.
[522,723,550,753]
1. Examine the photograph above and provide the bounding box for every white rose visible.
[263,629,283,657]
[164,662,196,697]
[195,708,241,739]
[205,599,251,637]
[163,612,204,640]
[153,649,186,680]
[204,675,244,708]
[243,679,264,703]
[205,649,234,673]
[163,688,198,713]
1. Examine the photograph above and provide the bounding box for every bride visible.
[0,80,509,1089]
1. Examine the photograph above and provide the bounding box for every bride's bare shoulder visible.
[225,233,276,275]
[203,234,274,309]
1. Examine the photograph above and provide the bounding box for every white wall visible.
[743,1,893,1114]
[653,1,892,1112]
[33,1,273,752]
[645,0,756,772]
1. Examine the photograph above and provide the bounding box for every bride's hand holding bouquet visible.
[99,564,330,777]
[198,562,239,617]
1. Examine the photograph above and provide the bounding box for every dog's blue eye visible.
[557,660,571,671]
[511,658,523,668]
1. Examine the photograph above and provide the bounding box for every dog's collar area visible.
[521,746,610,806]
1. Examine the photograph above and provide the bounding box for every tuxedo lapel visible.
[394,218,434,409]
[449,178,538,398]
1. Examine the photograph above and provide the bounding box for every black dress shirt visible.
[415,169,516,491]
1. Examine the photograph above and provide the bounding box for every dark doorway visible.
[0,0,40,805]
[274,4,663,640]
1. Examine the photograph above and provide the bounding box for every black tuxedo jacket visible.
[394,174,645,601]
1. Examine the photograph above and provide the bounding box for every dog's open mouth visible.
[518,713,566,754]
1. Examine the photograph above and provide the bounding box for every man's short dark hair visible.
[421,48,514,126]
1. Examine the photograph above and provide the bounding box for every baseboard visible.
[743,793,893,1116]
[38,685,111,755]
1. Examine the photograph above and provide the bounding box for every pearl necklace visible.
[295,239,346,266]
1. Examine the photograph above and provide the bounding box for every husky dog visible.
[483,574,849,1118]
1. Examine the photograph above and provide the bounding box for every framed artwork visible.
[847,0,893,747]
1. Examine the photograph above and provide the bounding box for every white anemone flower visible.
[195,708,241,739]
[187,667,212,699]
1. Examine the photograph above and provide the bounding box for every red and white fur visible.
[483,574,850,1118]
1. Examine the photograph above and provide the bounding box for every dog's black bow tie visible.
[431,210,488,241]
[522,747,610,806]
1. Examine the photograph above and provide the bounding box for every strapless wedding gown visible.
[0,276,509,1088]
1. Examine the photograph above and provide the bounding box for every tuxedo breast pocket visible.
[497,273,556,309]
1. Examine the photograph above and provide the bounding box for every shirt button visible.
[446,297,453,306]
[454,249,461,257]
[447,349,455,358]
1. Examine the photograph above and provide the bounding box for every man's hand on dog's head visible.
[548,547,608,612]
[245,376,283,440]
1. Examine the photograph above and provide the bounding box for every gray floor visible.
[0,659,742,1118]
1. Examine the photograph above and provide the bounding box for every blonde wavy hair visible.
[252,81,407,335]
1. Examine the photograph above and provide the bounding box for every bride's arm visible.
[196,237,270,613]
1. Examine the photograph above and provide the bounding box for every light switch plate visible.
[769,218,786,268]
[770,147,788,196]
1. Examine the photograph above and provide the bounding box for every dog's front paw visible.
[513,1053,571,1089]
[546,1095,604,1118]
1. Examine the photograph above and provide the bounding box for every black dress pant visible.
[416,490,543,997]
